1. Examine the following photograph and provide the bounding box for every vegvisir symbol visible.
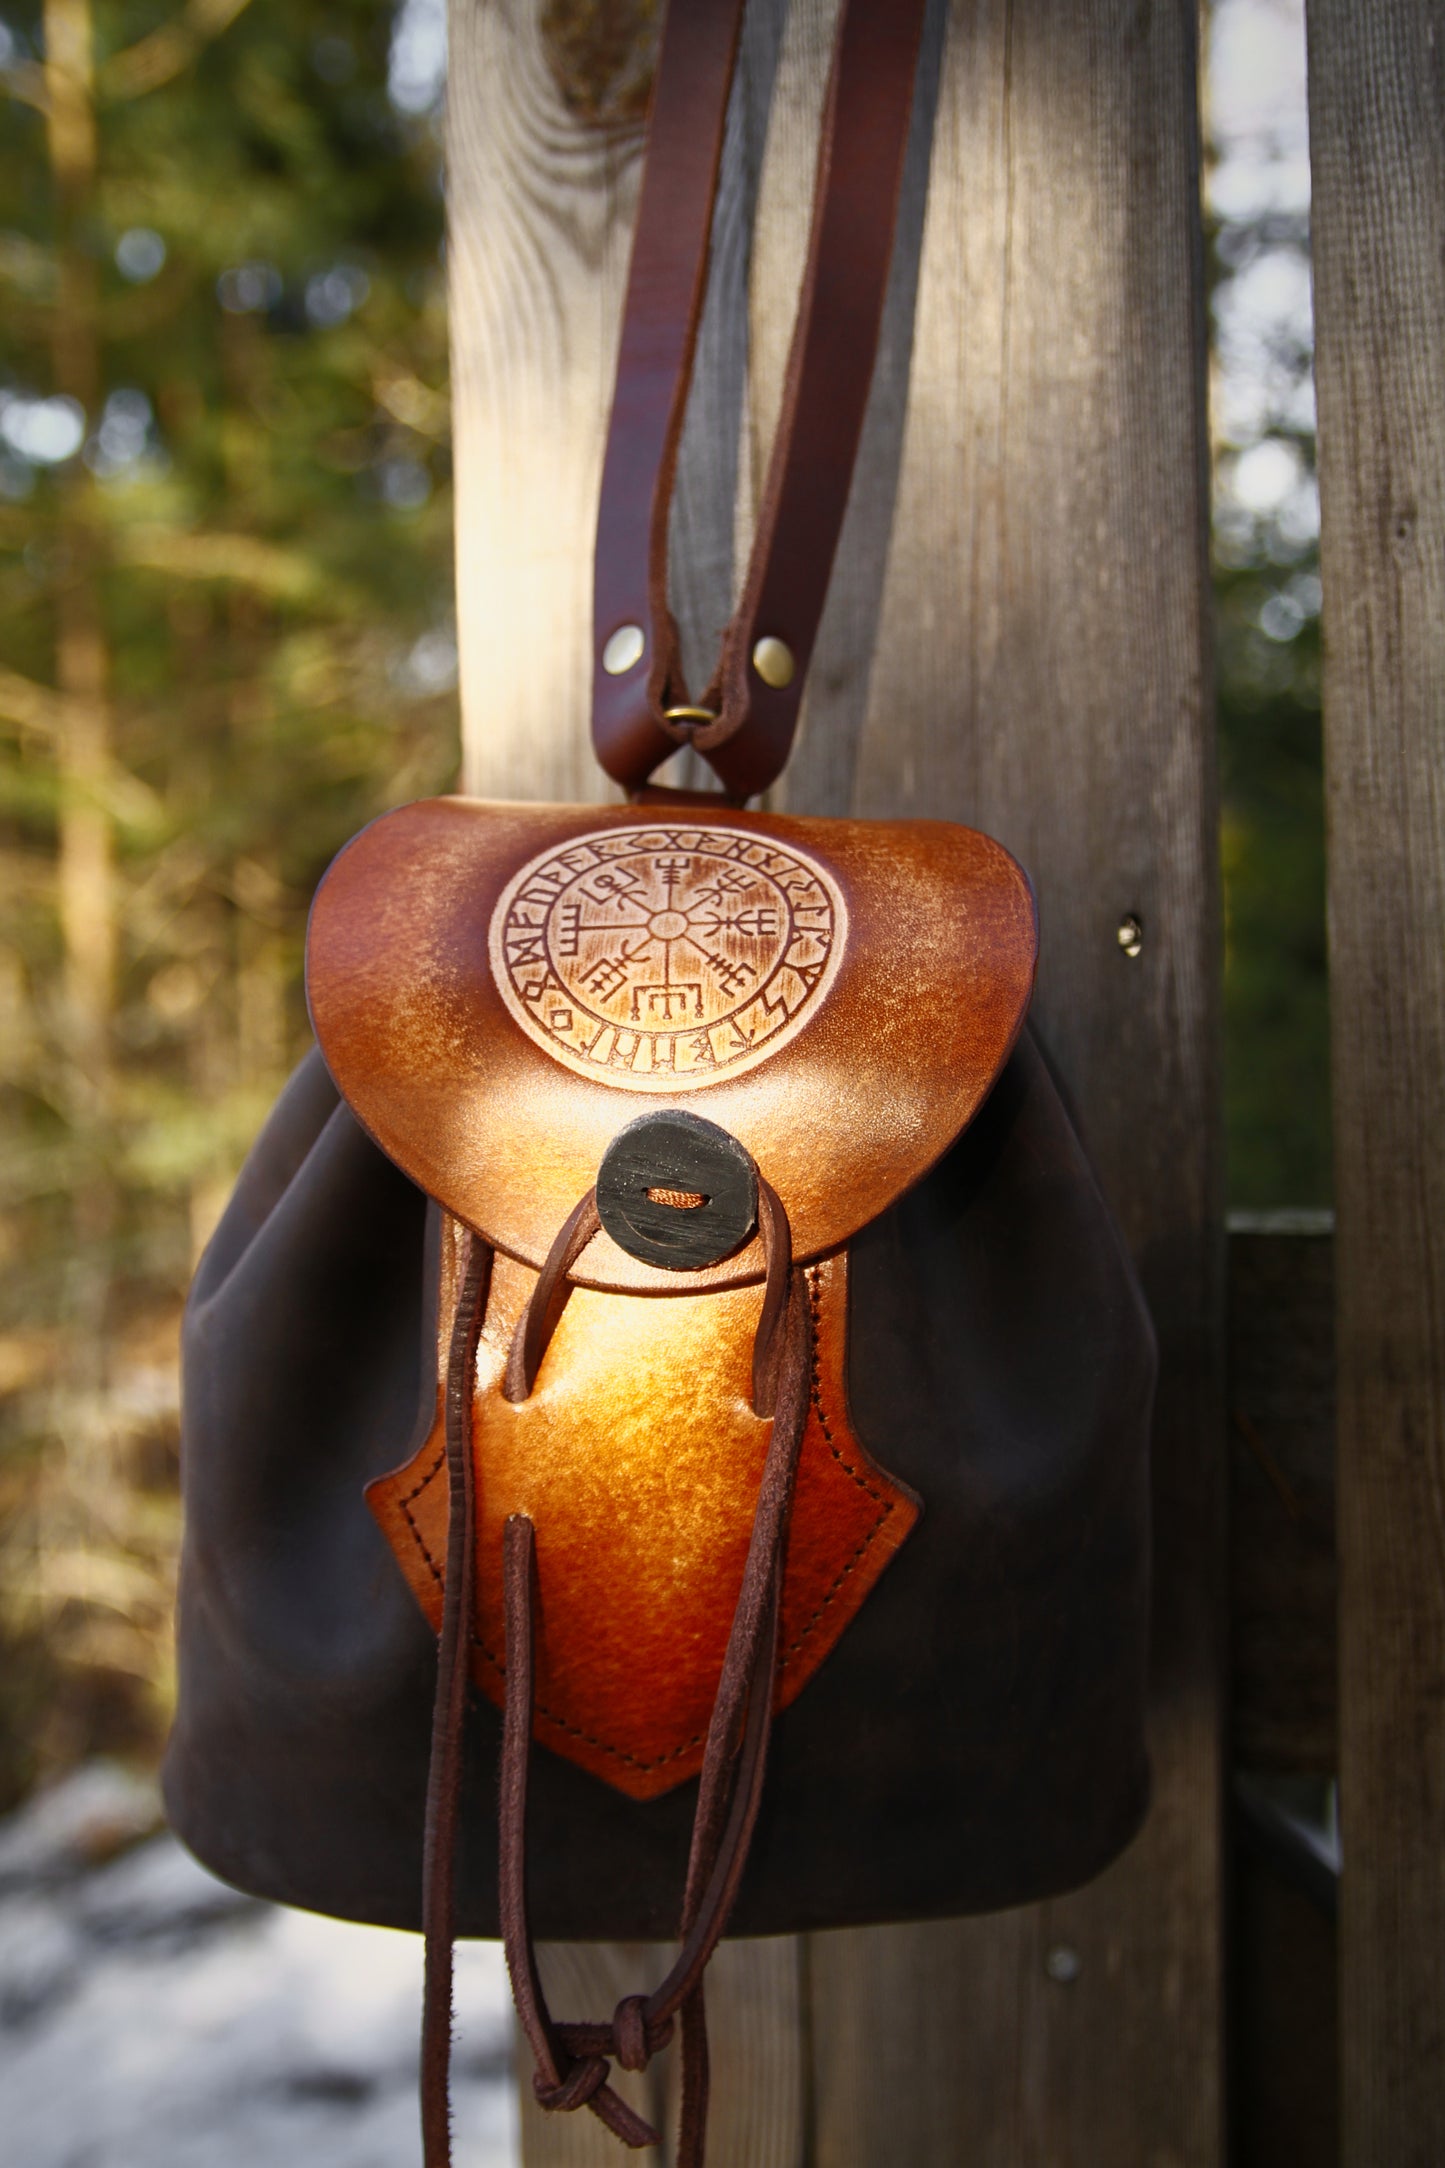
[489,824,847,1091]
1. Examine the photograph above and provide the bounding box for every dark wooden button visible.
[596,1111,758,1270]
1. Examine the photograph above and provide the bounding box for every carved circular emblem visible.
[489,823,847,1090]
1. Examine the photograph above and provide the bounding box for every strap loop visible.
[592,0,928,798]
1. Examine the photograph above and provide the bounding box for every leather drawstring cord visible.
[418,1177,812,2166]
[503,1174,808,2166]
[501,1191,601,1406]
[420,1229,493,2168]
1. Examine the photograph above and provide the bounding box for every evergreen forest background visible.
[0,0,1325,1807]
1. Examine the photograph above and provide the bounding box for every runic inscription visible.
[488,825,846,1090]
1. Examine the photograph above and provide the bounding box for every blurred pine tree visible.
[1207,188,1331,1212]
[0,0,456,1802]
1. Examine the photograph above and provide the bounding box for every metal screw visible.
[602,623,645,676]
[1116,913,1144,960]
[1045,1945,1082,1983]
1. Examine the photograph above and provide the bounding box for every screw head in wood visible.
[751,635,795,689]
[602,623,645,676]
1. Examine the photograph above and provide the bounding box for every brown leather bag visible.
[165,4,1156,2163]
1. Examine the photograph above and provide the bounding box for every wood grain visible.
[795,3,1224,2160]
[448,0,640,805]
[1305,3,1445,2160]
[449,0,1221,2160]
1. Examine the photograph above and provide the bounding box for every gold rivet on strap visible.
[602,624,645,675]
[751,635,795,689]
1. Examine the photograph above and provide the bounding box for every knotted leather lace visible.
[420,1175,812,2167]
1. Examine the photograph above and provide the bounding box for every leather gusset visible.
[366,1215,920,1800]
[307,800,1036,1292]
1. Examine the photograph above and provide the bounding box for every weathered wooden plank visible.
[1229,1220,1337,1772]
[448,0,642,806]
[449,0,1221,2160]
[795,0,1224,2159]
[1305,4,1445,2160]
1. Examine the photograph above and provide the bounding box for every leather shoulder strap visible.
[591,0,927,800]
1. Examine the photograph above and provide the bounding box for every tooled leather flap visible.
[306,799,1035,1292]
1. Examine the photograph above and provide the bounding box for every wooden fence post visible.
[447,1,1223,2160]
[1306,5,1445,2162]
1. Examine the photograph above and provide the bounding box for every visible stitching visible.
[468,1622,704,1772]
[780,1525,888,1665]
[397,1261,901,1755]
[399,1446,448,1597]
[780,1265,895,1667]
[399,1451,705,1775]
[803,1264,889,1503]
[400,1444,446,1510]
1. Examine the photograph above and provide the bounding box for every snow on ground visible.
[0,1765,519,2168]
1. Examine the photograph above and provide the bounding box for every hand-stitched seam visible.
[400,1443,446,1509]
[779,1265,895,1668]
[398,1449,448,1597]
[804,1264,889,1503]
[467,1627,704,1772]
[780,1522,889,1666]
[396,1258,906,1761]
[398,1452,705,1775]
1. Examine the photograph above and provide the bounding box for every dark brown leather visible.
[306,799,1037,1290]
[591,0,746,791]
[591,0,928,796]
[164,1025,1155,1940]
[366,1223,918,1796]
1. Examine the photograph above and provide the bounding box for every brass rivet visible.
[602,623,645,676]
[751,634,795,689]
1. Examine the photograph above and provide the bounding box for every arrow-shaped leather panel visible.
[366,1213,919,1800]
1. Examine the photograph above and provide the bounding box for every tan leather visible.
[307,800,1036,1293]
[367,1213,920,1800]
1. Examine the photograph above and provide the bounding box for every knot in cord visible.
[533,2055,610,2113]
[612,1993,667,2072]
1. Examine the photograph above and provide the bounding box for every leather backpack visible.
[164,3,1157,2162]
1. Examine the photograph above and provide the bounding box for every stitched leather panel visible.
[307,799,1036,1292]
[366,1215,919,1801]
